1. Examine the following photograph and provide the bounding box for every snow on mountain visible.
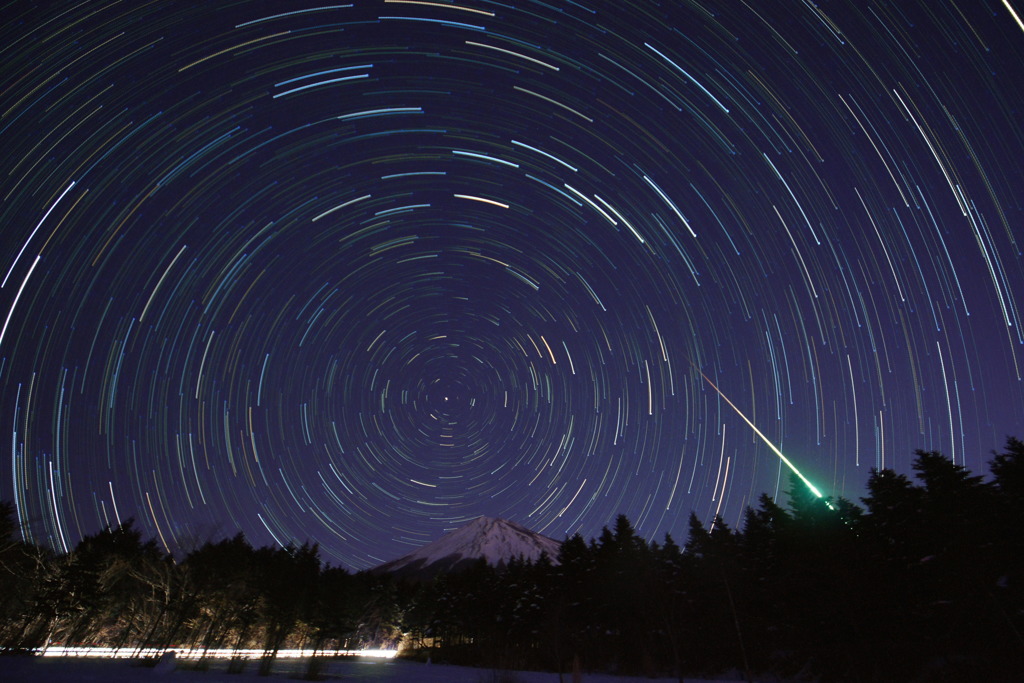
[373,516,562,579]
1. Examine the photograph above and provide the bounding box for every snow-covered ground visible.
[2,655,747,682]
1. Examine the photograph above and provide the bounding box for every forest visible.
[1,439,1022,682]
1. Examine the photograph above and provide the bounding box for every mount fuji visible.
[373,516,562,579]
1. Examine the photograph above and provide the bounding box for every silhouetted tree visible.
[0,502,45,650]
[989,437,1024,658]
[736,494,790,672]
[547,533,591,676]
[651,532,689,682]
[308,565,360,651]
[183,533,260,661]
[683,513,746,677]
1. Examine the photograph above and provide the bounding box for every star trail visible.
[2,0,1023,569]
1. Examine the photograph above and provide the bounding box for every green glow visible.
[697,369,825,499]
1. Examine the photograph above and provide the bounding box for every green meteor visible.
[697,368,825,499]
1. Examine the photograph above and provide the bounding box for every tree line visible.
[2,438,1023,681]
[0,511,406,674]
[402,440,1024,682]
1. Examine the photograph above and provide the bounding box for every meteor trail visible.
[695,366,826,500]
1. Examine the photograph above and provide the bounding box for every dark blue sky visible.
[2,0,1023,569]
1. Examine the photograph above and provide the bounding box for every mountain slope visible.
[373,516,561,579]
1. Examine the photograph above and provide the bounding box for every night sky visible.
[2,1,1023,570]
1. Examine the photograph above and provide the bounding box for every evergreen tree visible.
[183,533,260,659]
[682,513,746,677]
[255,542,320,675]
[652,532,689,682]
[990,436,1024,501]
[737,495,790,672]
[989,437,1024,657]
[774,475,869,680]
[308,565,359,651]
[908,450,1010,677]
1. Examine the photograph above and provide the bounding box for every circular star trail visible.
[2,1,1023,568]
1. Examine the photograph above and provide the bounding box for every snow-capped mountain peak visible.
[374,516,561,579]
